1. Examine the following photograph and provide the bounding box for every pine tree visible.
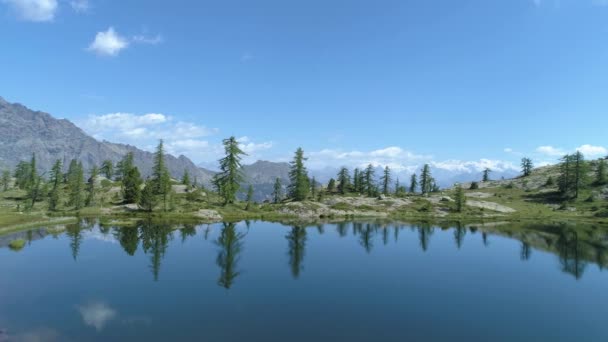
[245,185,254,211]
[182,169,191,186]
[337,167,350,194]
[521,158,534,177]
[1,169,11,191]
[101,160,114,180]
[139,180,158,212]
[409,173,418,193]
[14,160,32,190]
[364,164,375,197]
[353,168,361,193]
[152,140,172,211]
[273,178,283,204]
[120,153,142,204]
[558,154,575,197]
[68,161,85,210]
[327,178,336,193]
[310,177,317,199]
[482,168,491,182]
[288,148,310,201]
[420,164,432,195]
[85,166,99,207]
[596,159,607,185]
[454,184,466,212]
[573,151,588,199]
[48,160,62,211]
[381,166,391,195]
[216,136,247,205]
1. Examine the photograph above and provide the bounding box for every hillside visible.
[0,96,215,184]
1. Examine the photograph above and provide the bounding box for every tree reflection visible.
[557,229,587,280]
[336,222,348,237]
[180,224,197,243]
[453,223,466,249]
[417,223,433,252]
[141,221,172,281]
[520,242,532,261]
[66,221,84,260]
[359,224,374,253]
[482,232,489,247]
[215,222,245,289]
[286,226,307,278]
[115,227,139,256]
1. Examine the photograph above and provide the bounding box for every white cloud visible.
[237,136,273,154]
[504,148,513,153]
[87,27,129,56]
[576,144,607,157]
[132,34,163,45]
[536,144,607,158]
[431,159,518,173]
[2,0,57,21]
[77,301,117,331]
[307,147,430,172]
[536,145,565,157]
[70,0,88,12]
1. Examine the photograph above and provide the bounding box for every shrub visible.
[545,177,555,187]
[330,202,353,211]
[595,209,608,218]
[469,182,479,190]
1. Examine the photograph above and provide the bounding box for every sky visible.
[1,0,607,175]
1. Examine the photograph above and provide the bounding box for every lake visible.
[1,219,607,341]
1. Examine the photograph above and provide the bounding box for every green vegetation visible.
[8,239,26,251]
[214,136,246,205]
[288,147,310,201]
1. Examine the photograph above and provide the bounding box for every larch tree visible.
[245,185,254,211]
[120,153,142,204]
[139,179,158,212]
[1,169,11,191]
[337,167,350,195]
[521,158,534,177]
[420,164,432,195]
[353,168,361,193]
[409,173,418,193]
[364,164,376,197]
[288,148,310,201]
[101,160,114,180]
[182,169,191,186]
[85,166,99,207]
[482,168,491,182]
[216,136,247,205]
[273,178,283,204]
[454,184,466,213]
[152,140,172,210]
[381,166,391,195]
[48,160,62,211]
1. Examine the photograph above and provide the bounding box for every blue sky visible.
[1,0,607,174]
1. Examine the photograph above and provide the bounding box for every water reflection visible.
[3,220,608,285]
[286,226,307,278]
[215,223,245,289]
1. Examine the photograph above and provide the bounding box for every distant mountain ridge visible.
[0,96,215,184]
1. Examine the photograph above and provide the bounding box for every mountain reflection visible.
[4,220,608,284]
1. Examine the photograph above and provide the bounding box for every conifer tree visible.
[1,169,11,191]
[152,140,172,210]
[139,180,158,212]
[273,178,283,204]
[482,168,491,182]
[216,136,247,205]
[381,166,391,195]
[595,159,607,185]
[558,154,575,197]
[521,158,534,177]
[101,160,114,180]
[14,160,32,190]
[310,177,317,199]
[364,164,375,197]
[420,164,432,195]
[48,160,62,211]
[454,184,466,212]
[68,160,84,210]
[572,151,588,199]
[327,178,336,193]
[120,153,142,204]
[85,166,99,207]
[409,173,418,193]
[353,168,361,193]
[288,148,310,201]
[182,169,191,186]
[337,167,350,194]
[245,185,254,211]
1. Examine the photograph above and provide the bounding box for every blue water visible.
[0,220,607,341]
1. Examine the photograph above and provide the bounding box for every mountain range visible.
[0,96,518,201]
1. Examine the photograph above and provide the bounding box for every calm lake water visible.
[0,219,607,341]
